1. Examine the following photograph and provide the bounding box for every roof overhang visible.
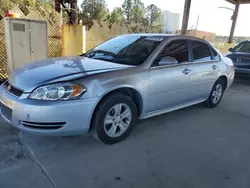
[225,0,250,4]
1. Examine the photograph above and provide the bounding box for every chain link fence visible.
[0,2,62,80]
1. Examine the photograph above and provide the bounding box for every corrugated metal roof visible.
[225,0,250,4]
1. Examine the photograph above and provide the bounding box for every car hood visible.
[8,56,132,92]
[226,51,250,57]
[226,52,250,61]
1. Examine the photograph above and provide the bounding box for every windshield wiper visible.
[79,53,87,57]
[82,50,130,65]
[88,50,117,58]
[92,57,121,64]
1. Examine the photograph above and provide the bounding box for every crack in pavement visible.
[17,132,57,188]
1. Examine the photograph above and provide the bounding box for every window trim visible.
[150,39,191,69]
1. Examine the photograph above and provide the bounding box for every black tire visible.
[205,78,225,108]
[91,93,137,145]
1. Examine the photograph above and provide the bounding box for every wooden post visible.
[54,0,61,13]
[228,0,240,43]
[181,0,192,35]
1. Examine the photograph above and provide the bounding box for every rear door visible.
[189,40,219,99]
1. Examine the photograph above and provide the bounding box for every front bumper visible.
[0,86,99,136]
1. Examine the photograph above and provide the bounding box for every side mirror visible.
[158,56,178,66]
[228,47,233,52]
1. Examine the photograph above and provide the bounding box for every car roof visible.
[120,33,204,41]
[121,33,177,37]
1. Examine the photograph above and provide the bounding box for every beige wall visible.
[62,24,86,56]
[86,21,134,51]
[62,21,141,56]
[176,30,216,42]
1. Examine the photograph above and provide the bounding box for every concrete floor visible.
[1,77,250,188]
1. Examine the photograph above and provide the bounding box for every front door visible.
[147,40,194,112]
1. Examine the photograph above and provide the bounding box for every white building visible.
[163,10,180,34]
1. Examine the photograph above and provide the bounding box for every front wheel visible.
[205,78,225,108]
[91,93,137,145]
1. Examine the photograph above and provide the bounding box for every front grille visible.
[22,121,65,130]
[4,81,23,97]
[0,103,12,121]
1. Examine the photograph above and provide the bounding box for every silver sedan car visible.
[0,34,234,144]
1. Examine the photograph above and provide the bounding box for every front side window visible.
[154,40,189,66]
[233,42,250,53]
[191,41,212,62]
[85,35,164,66]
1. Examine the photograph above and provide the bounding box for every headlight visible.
[29,83,87,100]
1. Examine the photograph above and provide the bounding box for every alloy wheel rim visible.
[212,83,223,104]
[104,103,132,138]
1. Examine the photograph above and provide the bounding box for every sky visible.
[101,0,250,36]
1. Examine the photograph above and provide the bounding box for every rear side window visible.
[191,41,212,62]
[211,48,220,61]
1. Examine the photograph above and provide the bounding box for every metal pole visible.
[228,1,240,43]
[181,0,192,35]
[195,15,199,30]
[218,6,234,12]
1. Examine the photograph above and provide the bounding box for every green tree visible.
[145,4,164,33]
[146,4,162,26]
[0,0,51,12]
[131,0,145,24]
[122,0,133,22]
[110,7,123,24]
[0,0,36,8]
[122,0,145,24]
[81,0,109,21]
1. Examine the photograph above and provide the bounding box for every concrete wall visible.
[62,24,86,56]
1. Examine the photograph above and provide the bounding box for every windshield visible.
[233,42,250,53]
[85,35,164,66]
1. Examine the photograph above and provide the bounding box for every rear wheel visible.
[91,93,137,145]
[205,78,225,108]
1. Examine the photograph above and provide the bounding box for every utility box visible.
[4,18,48,74]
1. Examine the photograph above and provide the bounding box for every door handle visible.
[212,65,218,70]
[183,68,192,75]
